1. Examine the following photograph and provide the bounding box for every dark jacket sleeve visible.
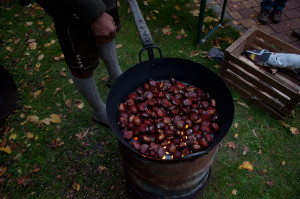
[70,0,107,24]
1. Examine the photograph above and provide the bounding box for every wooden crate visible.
[221,27,300,120]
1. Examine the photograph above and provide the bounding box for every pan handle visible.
[127,0,163,61]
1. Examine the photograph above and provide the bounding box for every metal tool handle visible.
[127,0,162,62]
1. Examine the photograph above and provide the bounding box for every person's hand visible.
[90,12,117,44]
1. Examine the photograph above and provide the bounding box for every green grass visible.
[0,0,299,198]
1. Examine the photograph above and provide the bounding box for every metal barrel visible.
[118,142,219,199]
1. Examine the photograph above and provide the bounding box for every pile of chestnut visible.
[118,78,219,160]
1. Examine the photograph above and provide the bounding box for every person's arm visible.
[70,0,117,43]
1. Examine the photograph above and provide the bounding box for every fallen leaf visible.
[53,88,62,94]
[40,118,51,125]
[234,133,239,139]
[176,35,182,40]
[152,16,157,20]
[232,20,240,25]
[265,181,274,186]
[226,142,236,149]
[280,121,289,128]
[0,138,6,147]
[74,100,84,109]
[6,46,12,52]
[68,79,74,84]
[25,132,34,139]
[60,71,67,77]
[243,146,250,155]
[234,122,238,128]
[175,5,180,11]
[239,161,253,171]
[17,176,32,186]
[162,25,172,35]
[232,189,237,195]
[190,9,200,16]
[0,145,12,154]
[26,115,39,123]
[65,99,72,108]
[50,40,56,44]
[98,165,107,173]
[233,4,238,8]
[45,27,52,32]
[116,44,122,48]
[281,161,286,166]
[38,54,44,61]
[250,14,255,19]
[252,129,258,138]
[204,16,218,23]
[44,43,51,47]
[0,167,7,177]
[31,165,40,173]
[50,138,64,148]
[28,42,37,50]
[72,183,80,191]
[26,21,33,26]
[20,121,28,126]
[49,114,61,123]
[190,50,200,57]
[290,127,299,135]
[102,75,109,82]
[8,133,17,140]
[34,90,42,98]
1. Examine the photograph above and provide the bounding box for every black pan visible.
[0,66,17,121]
[106,0,234,160]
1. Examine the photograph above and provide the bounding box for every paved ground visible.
[210,0,300,49]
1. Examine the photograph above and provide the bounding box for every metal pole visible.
[219,0,228,25]
[196,0,207,44]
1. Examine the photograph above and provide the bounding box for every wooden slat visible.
[238,56,300,96]
[256,30,300,54]
[220,68,292,116]
[226,27,257,56]
[220,70,287,120]
[222,60,297,109]
[224,52,300,101]
[253,38,281,53]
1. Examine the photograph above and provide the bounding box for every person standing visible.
[35,0,123,127]
[258,0,288,24]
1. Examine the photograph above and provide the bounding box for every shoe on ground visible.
[258,9,270,25]
[92,111,110,128]
[292,29,300,40]
[271,9,282,24]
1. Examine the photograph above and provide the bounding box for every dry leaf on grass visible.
[31,165,40,173]
[17,176,32,186]
[0,167,7,177]
[72,183,80,191]
[290,127,299,135]
[49,114,61,123]
[243,146,250,155]
[226,142,236,149]
[8,133,17,140]
[65,99,72,108]
[239,161,253,171]
[98,165,107,173]
[0,145,12,154]
[162,25,172,35]
[50,138,64,148]
[74,100,84,109]
[265,181,275,186]
[26,115,39,123]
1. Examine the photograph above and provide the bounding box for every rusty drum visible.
[119,142,219,199]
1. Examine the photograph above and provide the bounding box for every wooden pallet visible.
[221,27,300,120]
